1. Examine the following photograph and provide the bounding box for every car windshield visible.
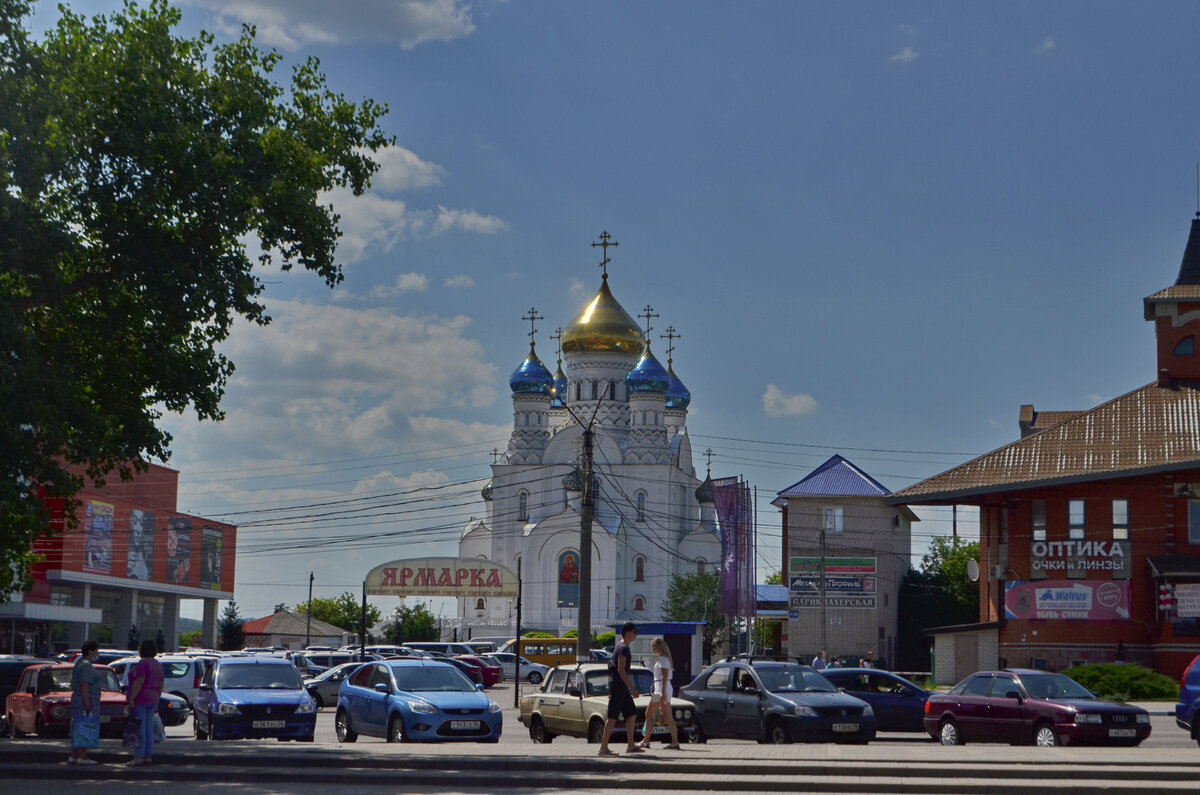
[45,668,121,692]
[756,665,837,694]
[1019,673,1095,700]
[585,669,653,696]
[392,665,475,692]
[218,664,302,690]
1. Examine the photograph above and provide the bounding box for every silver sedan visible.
[303,661,363,708]
[490,652,549,684]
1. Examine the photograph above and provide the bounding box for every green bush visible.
[562,629,578,638]
[1060,663,1179,701]
[593,631,616,647]
[523,631,556,638]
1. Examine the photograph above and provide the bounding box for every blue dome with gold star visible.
[665,363,691,409]
[626,347,670,394]
[509,346,554,395]
[550,361,568,408]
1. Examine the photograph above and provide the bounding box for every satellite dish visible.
[966,559,980,582]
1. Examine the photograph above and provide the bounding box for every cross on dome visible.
[638,305,659,344]
[521,306,543,349]
[592,230,619,279]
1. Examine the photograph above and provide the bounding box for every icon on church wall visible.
[557,549,580,607]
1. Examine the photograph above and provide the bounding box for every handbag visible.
[123,712,141,748]
[154,713,166,743]
[73,714,100,749]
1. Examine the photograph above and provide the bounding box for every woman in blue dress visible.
[69,640,102,765]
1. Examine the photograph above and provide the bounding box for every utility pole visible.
[514,558,522,709]
[819,515,827,660]
[576,418,595,662]
[305,571,313,648]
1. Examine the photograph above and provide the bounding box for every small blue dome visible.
[665,364,691,409]
[481,481,494,501]
[509,346,554,395]
[550,362,568,408]
[695,476,714,503]
[626,349,670,394]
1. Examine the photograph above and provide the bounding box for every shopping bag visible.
[123,712,141,748]
[154,713,165,743]
[73,714,100,749]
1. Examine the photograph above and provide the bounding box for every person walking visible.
[68,640,102,765]
[125,639,165,767]
[637,637,679,749]
[811,651,826,671]
[599,622,641,756]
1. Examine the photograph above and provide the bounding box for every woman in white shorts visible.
[638,637,679,749]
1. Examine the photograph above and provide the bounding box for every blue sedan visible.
[819,668,931,732]
[335,659,502,743]
[193,657,317,741]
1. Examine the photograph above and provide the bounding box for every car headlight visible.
[861,704,874,717]
[295,700,315,714]
[1136,713,1150,725]
[51,704,68,719]
[673,708,684,720]
[1073,712,1102,724]
[217,703,241,716]
[488,700,501,713]
[408,701,437,714]
[793,705,817,717]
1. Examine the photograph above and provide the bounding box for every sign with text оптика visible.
[365,557,519,598]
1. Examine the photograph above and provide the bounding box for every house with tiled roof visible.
[891,216,1200,684]
[772,455,916,668]
[242,608,350,650]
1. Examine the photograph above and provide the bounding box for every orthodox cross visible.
[550,327,564,361]
[704,448,715,476]
[638,305,659,342]
[660,326,681,364]
[491,448,500,464]
[592,230,619,279]
[521,307,543,348]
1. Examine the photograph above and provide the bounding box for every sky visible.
[26,1,1200,622]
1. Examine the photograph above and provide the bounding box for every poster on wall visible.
[84,501,114,574]
[126,510,155,580]
[556,548,580,607]
[200,526,223,590]
[1176,583,1200,618]
[1004,579,1131,621]
[166,518,192,585]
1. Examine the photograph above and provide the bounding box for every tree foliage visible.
[1061,663,1179,701]
[763,570,783,586]
[296,591,382,632]
[0,0,391,597]
[662,571,725,661]
[218,600,245,651]
[895,536,981,671]
[382,603,438,644]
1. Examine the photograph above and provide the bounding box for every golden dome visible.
[560,278,646,356]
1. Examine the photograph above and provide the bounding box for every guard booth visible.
[623,621,706,691]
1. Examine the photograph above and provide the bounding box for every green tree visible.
[296,592,382,632]
[382,603,438,644]
[0,0,390,598]
[218,600,245,651]
[764,570,784,585]
[895,536,981,670]
[179,629,202,648]
[662,571,726,661]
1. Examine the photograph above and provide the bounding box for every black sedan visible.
[679,659,876,744]
[819,668,931,732]
[159,692,191,727]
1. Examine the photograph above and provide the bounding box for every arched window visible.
[1176,336,1196,357]
[633,596,645,611]
[591,381,598,400]
[636,491,647,522]
[475,598,485,611]
[696,558,706,575]
[576,383,582,401]
[518,491,529,522]
[635,556,645,582]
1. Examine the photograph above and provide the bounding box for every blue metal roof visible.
[756,584,788,603]
[773,454,890,500]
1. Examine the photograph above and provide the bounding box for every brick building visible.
[891,217,1200,684]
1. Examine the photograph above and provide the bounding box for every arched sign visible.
[365,557,518,598]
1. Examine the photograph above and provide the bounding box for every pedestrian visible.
[811,650,826,671]
[827,655,840,670]
[599,622,641,756]
[125,639,165,767]
[861,649,874,669]
[68,640,101,765]
[637,637,679,750]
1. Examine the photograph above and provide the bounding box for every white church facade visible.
[456,253,721,637]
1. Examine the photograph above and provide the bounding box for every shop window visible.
[1176,336,1195,357]
[824,506,843,534]
[1112,499,1129,541]
[1031,500,1046,541]
[1068,500,1085,540]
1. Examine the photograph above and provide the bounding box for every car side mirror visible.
[837,686,846,693]
[374,683,390,694]
[1005,690,1022,702]
[476,684,485,692]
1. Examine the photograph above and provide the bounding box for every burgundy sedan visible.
[455,655,502,687]
[924,669,1150,747]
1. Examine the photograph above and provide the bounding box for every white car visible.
[110,654,216,707]
[490,652,549,684]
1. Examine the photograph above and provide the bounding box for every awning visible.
[1148,554,1200,579]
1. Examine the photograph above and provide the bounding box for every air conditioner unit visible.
[989,565,1008,579]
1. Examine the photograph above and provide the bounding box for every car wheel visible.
[939,718,963,746]
[7,714,23,739]
[1032,723,1060,747]
[335,708,357,743]
[765,718,791,745]
[312,692,325,709]
[528,671,543,685]
[530,715,554,744]
[194,715,208,741]
[687,724,706,744]
[387,715,405,743]
[587,717,605,744]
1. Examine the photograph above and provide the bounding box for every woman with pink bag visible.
[125,640,165,767]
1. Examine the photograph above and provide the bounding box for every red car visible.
[5,663,127,737]
[455,655,502,687]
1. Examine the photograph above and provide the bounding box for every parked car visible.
[304,662,363,708]
[335,659,502,743]
[924,669,1151,746]
[490,652,549,684]
[819,668,930,732]
[110,654,215,708]
[1174,654,1200,746]
[304,651,360,671]
[193,657,317,742]
[0,656,52,735]
[441,656,484,686]
[519,662,696,744]
[679,659,876,745]
[5,663,126,737]
[455,655,502,686]
[402,642,478,657]
[159,691,191,727]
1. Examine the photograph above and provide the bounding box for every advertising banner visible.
[789,593,877,609]
[84,501,114,574]
[126,510,155,580]
[713,476,754,617]
[1176,583,1200,618]
[200,526,223,590]
[365,557,519,598]
[1004,580,1131,621]
[556,548,580,607]
[166,518,192,585]
[789,575,877,594]
[790,556,877,575]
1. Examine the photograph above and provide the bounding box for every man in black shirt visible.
[599,622,640,755]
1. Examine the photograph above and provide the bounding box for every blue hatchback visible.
[193,657,317,742]
[335,659,502,743]
[1176,654,1200,746]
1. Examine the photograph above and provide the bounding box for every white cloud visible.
[370,272,430,299]
[192,0,476,51]
[568,278,587,297]
[408,416,510,447]
[1033,36,1055,55]
[890,46,919,64]
[410,206,507,237]
[1087,393,1104,405]
[896,24,917,35]
[350,468,451,495]
[444,275,475,289]
[369,146,446,191]
[762,384,818,418]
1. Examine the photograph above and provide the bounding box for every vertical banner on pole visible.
[713,476,755,618]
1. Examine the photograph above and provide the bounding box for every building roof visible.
[756,584,788,605]
[1143,216,1200,317]
[891,380,1200,503]
[772,455,890,504]
[1018,405,1083,438]
[242,608,349,637]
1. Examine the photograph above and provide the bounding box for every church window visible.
[633,596,645,611]
[576,383,582,401]
[518,491,529,522]
[608,380,616,400]
[591,381,598,400]
[635,556,645,582]
[696,558,706,575]
[475,598,485,611]
[636,491,647,522]
[1176,336,1195,357]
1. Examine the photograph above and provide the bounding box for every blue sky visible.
[28,1,1200,620]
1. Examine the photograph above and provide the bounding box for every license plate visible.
[1109,728,1136,738]
[832,722,859,733]
[651,725,670,735]
[450,720,480,730]
[252,720,286,729]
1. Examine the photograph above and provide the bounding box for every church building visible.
[457,240,720,636]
